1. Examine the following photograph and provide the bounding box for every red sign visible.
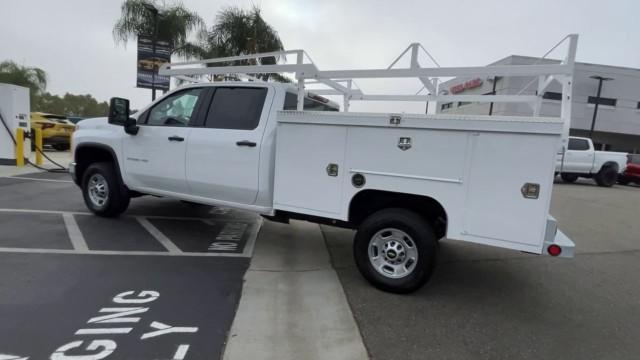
[449,78,483,94]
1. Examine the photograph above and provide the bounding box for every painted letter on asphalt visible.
[141,321,198,339]
[88,307,148,324]
[50,340,116,360]
[112,291,159,304]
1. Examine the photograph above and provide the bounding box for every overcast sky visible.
[1,0,639,113]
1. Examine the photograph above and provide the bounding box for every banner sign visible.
[137,35,171,90]
[449,78,483,94]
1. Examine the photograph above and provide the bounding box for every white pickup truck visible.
[556,136,628,187]
[70,39,578,293]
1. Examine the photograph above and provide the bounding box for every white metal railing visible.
[159,34,578,147]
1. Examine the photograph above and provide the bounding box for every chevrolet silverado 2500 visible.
[70,37,578,293]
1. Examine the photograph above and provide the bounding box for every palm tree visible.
[0,61,47,101]
[113,0,206,58]
[199,6,289,82]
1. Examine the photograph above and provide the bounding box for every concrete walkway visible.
[223,220,368,360]
[0,150,70,177]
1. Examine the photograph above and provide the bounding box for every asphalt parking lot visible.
[323,179,640,360]
[1,169,639,360]
[0,171,260,360]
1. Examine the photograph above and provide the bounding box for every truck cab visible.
[71,83,338,215]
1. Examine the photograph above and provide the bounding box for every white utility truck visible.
[70,36,579,293]
[556,136,628,187]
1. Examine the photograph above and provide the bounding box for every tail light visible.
[547,244,562,256]
[41,122,55,129]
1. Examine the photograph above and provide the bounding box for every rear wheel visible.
[82,162,130,217]
[354,208,437,294]
[594,167,618,187]
[560,173,578,183]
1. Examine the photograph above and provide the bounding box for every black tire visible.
[81,162,130,217]
[594,166,618,187]
[354,208,437,294]
[560,173,578,183]
[52,143,70,151]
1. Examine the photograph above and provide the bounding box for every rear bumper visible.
[543,216,575,258]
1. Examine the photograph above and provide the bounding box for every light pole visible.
[143,3,159,101]
[488,76,498,116]
[588,75,613,141]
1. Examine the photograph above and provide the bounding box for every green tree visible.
[113,0,206,58]
[33,92,109,117]
[0,60,47,102]
[193,6,289,82]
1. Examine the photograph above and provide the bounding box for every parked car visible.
[555,136,628,187]
[30,112,76,151]
[618,162,640,185]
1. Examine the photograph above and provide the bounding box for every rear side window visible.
[568,138,590,151]
[204,87,267,130]
[283,92,339,111]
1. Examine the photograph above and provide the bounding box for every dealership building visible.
[436,56,640,153]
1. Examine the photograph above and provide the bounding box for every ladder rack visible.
[159,34,578,146]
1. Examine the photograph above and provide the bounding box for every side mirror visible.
[108,97,130,125]
[109,97,139,135]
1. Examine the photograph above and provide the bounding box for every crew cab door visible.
[122,87,207,194]
[560,137,594,173]
[186,85,273,204]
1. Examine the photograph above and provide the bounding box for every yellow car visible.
[30,112,76,151]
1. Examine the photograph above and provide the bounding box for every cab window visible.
[204,87,267,130]
[145,88,203,126]
[568,138,590,151]
[283,92,339,111]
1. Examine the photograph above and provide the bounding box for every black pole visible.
[151,10,158,101]
[488,76,497,115]
[589,78,605,140]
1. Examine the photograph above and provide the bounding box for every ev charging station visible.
[0,83,30,165]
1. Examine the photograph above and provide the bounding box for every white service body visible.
[274,111,563,253]
[0,83,30,164]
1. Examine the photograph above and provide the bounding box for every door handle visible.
[236,140,257,147]
[168,135,184,142]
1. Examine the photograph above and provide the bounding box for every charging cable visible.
[0,110,68,173]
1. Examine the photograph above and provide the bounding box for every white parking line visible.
[135,217,183,254]
[0,208,261,257]
[7,176,73,183]
[0,208,237,221]
[0,247,252,257]
[62,213,89,251]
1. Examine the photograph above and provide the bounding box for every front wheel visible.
[82,162,130,217]
[354,208,437,294]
